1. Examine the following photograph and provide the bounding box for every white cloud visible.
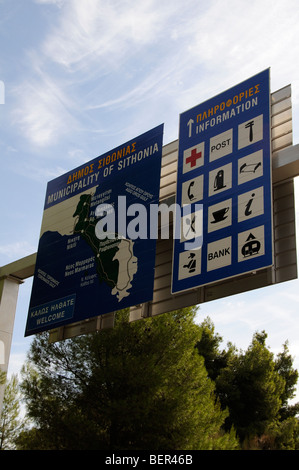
[11,70,77,147]
[11,0,299,149]
[87,62,180,111]
[172,0,299,108]
[12,0,185,146]
[34,0,64,6]
[19,163,68,182]
[0,241,36,259]
[7,352,27,378]
[40,0,173,70]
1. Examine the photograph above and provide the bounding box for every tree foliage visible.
[196,323,299,449]
[14,308,299,450]
[196,317,235,381]
[0,374,24,450]
[275,341,299,420]
[216,331,285,439]
[17,308,239,450]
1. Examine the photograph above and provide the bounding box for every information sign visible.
[25,125,164,336]
[172,70,272,294]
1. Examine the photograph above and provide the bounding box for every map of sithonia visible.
[73,193,138,302]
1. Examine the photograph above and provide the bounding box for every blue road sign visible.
[25,124,164,336]
[172,70,273,294]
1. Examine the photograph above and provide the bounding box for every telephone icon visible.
[187,181,195,201]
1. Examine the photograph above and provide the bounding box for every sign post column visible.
[0,275,22,413]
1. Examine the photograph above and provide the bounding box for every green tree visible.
[216,331,286,442]
[196,317,235,381]
[0,374,24,450]
[275,341,299,420]
[196,320,299,450]
[18,308,239,450]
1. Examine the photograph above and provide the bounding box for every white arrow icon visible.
[187,119,194,138]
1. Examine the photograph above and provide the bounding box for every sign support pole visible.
[0,275,23,412]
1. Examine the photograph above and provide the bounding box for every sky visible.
[1,0,299,404]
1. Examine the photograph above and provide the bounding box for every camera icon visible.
[0,81,5,105]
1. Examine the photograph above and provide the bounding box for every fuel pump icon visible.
[214,169,226,191]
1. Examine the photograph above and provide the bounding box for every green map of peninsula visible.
[73,194,120,289]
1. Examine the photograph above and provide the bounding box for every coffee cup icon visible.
[211,207,229,223]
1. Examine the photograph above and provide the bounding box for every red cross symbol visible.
[186,148,202,168]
